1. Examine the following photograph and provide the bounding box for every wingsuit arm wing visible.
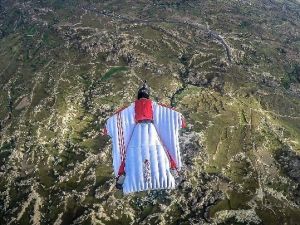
[153,102,185,171]
[106,115,122,176]
[105,104,136,177]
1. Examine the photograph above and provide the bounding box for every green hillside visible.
[0,0,300,224]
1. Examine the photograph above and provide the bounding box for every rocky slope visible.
[0,0,300,224]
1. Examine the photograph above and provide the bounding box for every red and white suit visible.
[105,99,185,194]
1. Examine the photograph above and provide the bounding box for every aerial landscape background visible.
[0,0,300,224]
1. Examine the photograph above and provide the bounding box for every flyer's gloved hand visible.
[170,168,182,185]
[170,168,179,178]
[116,174,125,190]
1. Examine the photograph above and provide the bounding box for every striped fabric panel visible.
[117,112,125,162]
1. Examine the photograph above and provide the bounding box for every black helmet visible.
[137,80,150,99]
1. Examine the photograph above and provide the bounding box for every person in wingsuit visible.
[105,81,186,194]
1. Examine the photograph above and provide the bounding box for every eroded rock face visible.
[0,0,300,224]
[15,96,31,110]
[275,146,300,205]
[276,147,300,183]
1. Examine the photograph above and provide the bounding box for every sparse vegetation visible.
[0,0,300,224]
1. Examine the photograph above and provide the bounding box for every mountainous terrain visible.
[1,0,300,224]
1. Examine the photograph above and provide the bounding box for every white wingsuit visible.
[106,98,185,194]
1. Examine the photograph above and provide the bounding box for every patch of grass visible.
[38,165,56,189]
[26,26,37,36]
[228,191,253,210]
[80,138,99,151]
[18,201,34,225]
[61,196,86,225]
[239,20,251,29]
[209,198,231,218]
[31,83,49,107]
[101,66,128,81]
[0,139,15,151]
[256,197,300,225]
[95,164,113,187]
[281,64,300,89]
[42,30,62,48]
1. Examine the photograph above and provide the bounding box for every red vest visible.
[134,98,153,122]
